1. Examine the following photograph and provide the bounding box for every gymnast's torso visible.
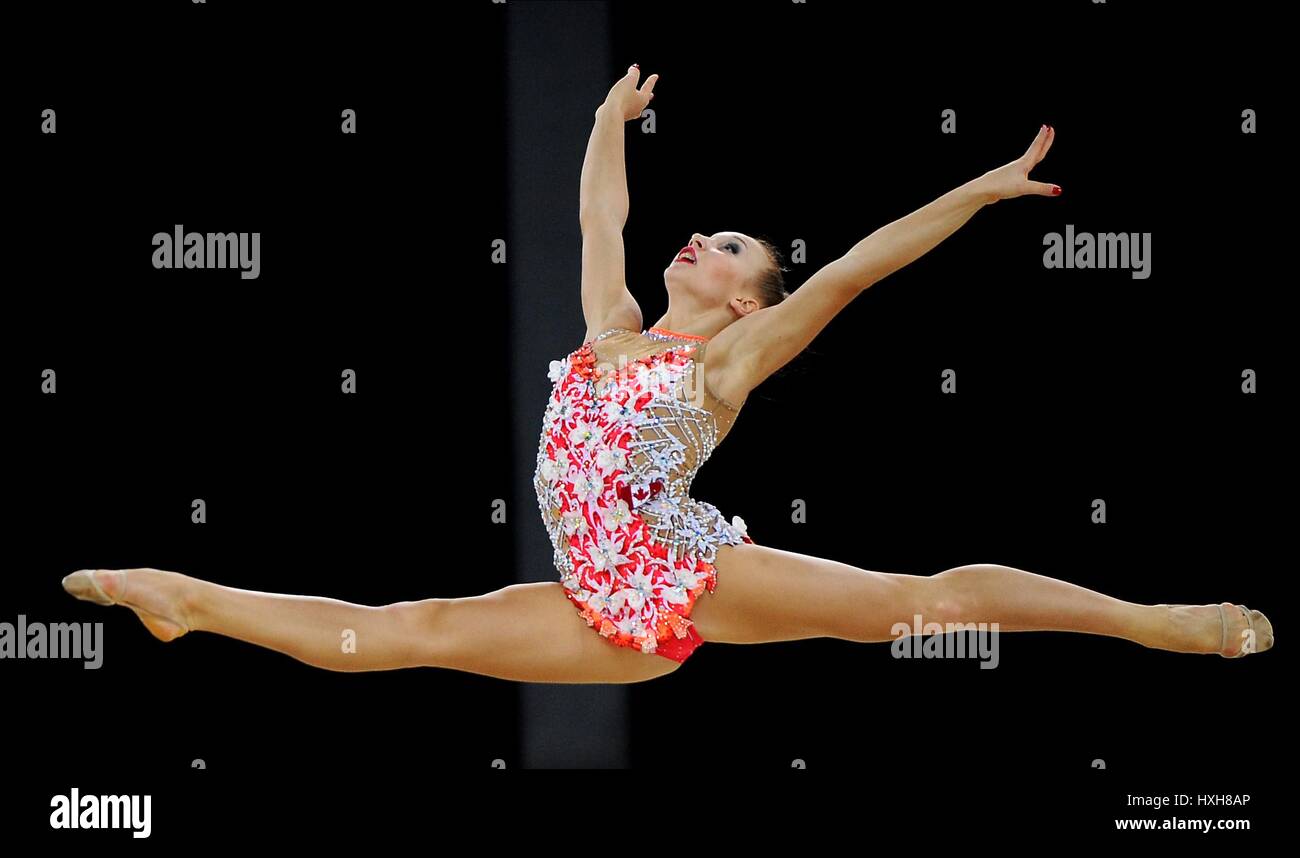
[532,325,754,660]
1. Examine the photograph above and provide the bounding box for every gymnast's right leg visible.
[61,568,680,685]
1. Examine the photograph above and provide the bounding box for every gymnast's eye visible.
[725,242,740,253]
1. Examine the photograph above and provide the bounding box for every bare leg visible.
[63,569,681,683]
[187,579,438,672]
[691,545,1273,655]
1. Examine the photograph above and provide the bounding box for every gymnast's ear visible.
[729,294,762,318]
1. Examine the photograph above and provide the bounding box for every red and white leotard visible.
[533,326,754,663]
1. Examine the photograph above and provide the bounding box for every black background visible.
[3,0,1288,844]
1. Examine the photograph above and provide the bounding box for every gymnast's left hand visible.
[978,124,1061,203]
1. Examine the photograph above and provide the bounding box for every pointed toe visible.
[1218,603,1271,657]
[62,569,116,606]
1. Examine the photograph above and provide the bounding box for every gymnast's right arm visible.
[578,65,657,342]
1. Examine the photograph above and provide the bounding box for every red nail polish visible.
[1051,186,1062,195]
[633,63,639,69]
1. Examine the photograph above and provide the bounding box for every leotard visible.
[533,325,754,663]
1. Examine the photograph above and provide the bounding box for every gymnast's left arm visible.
[725,125,1060,393]
[842,124,1060,285]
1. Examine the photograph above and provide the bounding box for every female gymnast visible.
[62,66,1272,684]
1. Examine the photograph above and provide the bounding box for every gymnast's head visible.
[663,231,790,328]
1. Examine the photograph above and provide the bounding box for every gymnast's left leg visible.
[689,544,1274,656]
[61,568,682,683]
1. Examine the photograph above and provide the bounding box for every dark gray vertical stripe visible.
[507,0,627,769]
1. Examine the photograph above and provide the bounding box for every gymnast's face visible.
[664,231,767,318]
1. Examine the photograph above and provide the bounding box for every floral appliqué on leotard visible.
[533,327,753,662]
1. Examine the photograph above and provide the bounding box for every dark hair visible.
[750,234,791,308]
[744,234,815,396]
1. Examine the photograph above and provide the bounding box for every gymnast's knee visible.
[927,564,1006,621]
[382,598,450,668]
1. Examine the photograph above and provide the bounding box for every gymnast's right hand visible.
[602,64,658,121]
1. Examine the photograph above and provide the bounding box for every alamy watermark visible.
[50,788,151,838]
[1043,224,1150,279]
[152,224,260,279]
[891,614,1000,668]
[0,615,103,668]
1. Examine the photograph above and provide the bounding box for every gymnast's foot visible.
[1160,603,1274,657]
[62,568,196,642]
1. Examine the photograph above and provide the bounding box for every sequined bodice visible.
[534,327,744,555]
[584,327,744,457]
[532,326,753,656]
